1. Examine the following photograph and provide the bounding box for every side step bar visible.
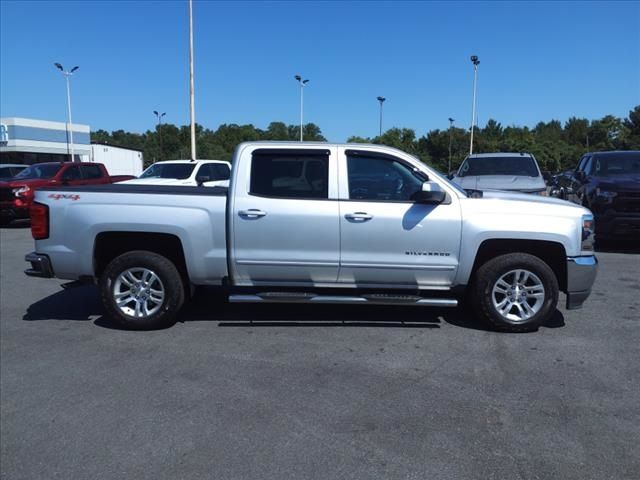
[229,293,458,307]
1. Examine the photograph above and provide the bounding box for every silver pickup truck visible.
[25,142,598,332]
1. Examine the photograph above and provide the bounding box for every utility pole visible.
[448,117,455,174]
[294,75,309,141]
[469,55,480,155]
[54,63,79,161]
[377,96,386,137]
[188,0,196,160]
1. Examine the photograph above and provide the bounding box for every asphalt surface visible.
[1,225,639,480]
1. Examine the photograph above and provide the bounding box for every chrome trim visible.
[235,260,340,267]
[341,263,456,271]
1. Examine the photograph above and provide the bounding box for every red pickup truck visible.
[0,162,134,225]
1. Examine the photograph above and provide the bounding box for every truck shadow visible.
[595,239,640,254]
[23,285,565,332]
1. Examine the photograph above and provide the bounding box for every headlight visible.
[581,214,595,252]
[12,186,30,197]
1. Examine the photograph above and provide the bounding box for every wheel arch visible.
[469,239,567,291]
[93,231,189,286]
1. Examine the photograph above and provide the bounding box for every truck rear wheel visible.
[471,253,559,332]
[99,250,185,330]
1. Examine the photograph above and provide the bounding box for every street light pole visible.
[54,63,79,161]
[377,96,386,137]
[448,117,455,174]
[294,75,309,141]
[153,110,166,160]
[188,0,197,160]
[469,55,480,155]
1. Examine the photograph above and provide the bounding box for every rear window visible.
[458,156,539,177]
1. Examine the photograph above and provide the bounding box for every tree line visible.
[92,105,640,173]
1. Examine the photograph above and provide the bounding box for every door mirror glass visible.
[576,170,586,182]
[411,181,446,204]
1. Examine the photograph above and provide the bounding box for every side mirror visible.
[447,171,455,180]
[411,181,446,204]
[542,170,551,182]
[196,175,211,186]
[576,171,586,182]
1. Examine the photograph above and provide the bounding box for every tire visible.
[99,250,185,330]
[471,253,559,332]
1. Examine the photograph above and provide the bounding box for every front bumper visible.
[0,202,29,223]
[565,255,598,310]
[24,252,55,278]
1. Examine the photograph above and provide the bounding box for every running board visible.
[228,293,457,307]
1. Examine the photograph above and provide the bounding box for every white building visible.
[0,117,91,163]
[0,117,143,176]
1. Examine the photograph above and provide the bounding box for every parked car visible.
[0,164,27,181]
[122,159,231,187]
[450,152,548,195]
[0,162,134,225]
[550,150,640,240]
[25,142,597,333]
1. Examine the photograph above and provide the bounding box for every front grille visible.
[0,188,14,202]
[614,196,640,213]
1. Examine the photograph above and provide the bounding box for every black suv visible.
[552,151,640,240]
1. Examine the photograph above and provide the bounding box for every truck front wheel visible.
[471,253,559,332]
[99,251,185,330]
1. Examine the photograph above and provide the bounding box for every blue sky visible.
[1,1,639,142]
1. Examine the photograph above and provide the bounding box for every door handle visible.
[239,209,267,218]
[345,212,373,221]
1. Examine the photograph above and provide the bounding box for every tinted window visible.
[347,155,424,201]
[458,156,539,177]
[213,163,230,180]
[14,164,62,179]
[250,153,329,199]
[593,152,640,176]
[583,156,594,175]
[61,166,82,181]
[196,163,230,181]
[140,163,195,179]
[82,164,103,179]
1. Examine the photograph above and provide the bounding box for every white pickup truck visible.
[24,142,598,332]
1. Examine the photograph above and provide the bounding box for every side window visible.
[583,156,594,175]
[576,156,589,173]
[250,152,329,199]
[213,163,230,180]
[347,154,424,202]
[61,166,82,181]
[196,164,213,181]
[81,164,103,179]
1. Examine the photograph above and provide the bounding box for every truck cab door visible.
[337,148,461,289]
[230,146,340,286]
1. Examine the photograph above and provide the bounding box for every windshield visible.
[13,164,62,180]
[593,153,640,176]
[139,163,196,180]
[458,156,539,177]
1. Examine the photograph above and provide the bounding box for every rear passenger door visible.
[231,147,340,286]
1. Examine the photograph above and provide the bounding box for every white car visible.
[122,159,231,187]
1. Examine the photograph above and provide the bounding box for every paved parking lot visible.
[1,225,639,480]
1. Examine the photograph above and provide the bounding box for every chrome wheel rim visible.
[491,269,545,323]
[113,268,165,318]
